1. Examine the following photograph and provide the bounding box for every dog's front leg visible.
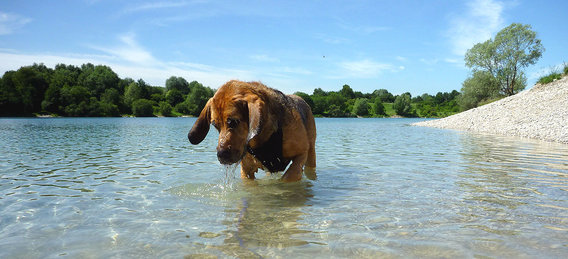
[240,153,259,180]
[281,152,307,182]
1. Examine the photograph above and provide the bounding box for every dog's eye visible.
[227,118,239,129]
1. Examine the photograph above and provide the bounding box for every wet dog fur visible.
[188,80,316,182]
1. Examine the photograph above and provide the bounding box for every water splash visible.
[217,163,239,190]
[168,163,243,203]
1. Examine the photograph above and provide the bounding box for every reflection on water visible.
[1,118,567,258]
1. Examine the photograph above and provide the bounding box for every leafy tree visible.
[166,89,184,106]
[340,84,355,99]
[0,65,51,115]
[101,88,121,105]
[373,89,394,103]
[465,23,544,96]
[0,71,22,115]
[326,92,347,114]
[459,70,501,110]
[97,101,120,117]
[131,99,155,117]
[372,97,385,116]
[118,78,135,94]
[311,95,327,116]
[327,104,343,117]
[312,88,328,96]
[60,85,89,116]
[352,98,370,116]
[393,93,412,116]
[166,76,190,95]
[124,80,150,108]
[42,64,81,114]
[81,65,119,96]
[185,83,213,116]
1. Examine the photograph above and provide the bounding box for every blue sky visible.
[1,0,566,96]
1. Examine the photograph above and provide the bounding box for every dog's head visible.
[188,81,276,165]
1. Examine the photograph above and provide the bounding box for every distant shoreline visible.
[413,76,568,144]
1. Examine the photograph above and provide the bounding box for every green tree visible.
[372,97,385,116]
[313,88,328,96]
[326,92,347,116]
[166,76,190,95]
[393,93,412,116]
[124,80,150,108]
[186,83,213,116]
[60,85,89,116]
[0,64,52,115]
[459,70,501,110]
[373,89,394,103]
[81,65,119,96]
[339,84,355,99]
[158,101,173,117]
[311,95,327,116]
[352,98,370,117]
[131,99,155,117]
[0,71,22,115]
[101,88,121,105]
[42,64,81,114]
[465,23,544,96]
[166,88,184,106]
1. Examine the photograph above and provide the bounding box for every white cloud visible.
[447,0,505,56]
[336,59,401,78]
[0,12,32,35]
[0,50,254,88]
[88,33,157,65]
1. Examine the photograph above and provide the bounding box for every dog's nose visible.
[217,148,233,164]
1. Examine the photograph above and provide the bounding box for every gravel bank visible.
[413,76,568,144]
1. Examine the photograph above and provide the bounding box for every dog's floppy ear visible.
[247,98,276,146]
[188,99,212,145]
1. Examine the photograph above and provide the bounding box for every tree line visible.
[294,85,460,118]
[0,62,463,118]
[0,63,214,117]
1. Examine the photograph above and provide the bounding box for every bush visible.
[158,101,173,117]
[132,99,155,117]
[537,72,562,84]
[538,63,567,84]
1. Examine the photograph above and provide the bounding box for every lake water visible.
[1,118,567,258]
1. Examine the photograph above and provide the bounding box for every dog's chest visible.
[247,127,290,172]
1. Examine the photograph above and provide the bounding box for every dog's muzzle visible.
[216,148,241,164]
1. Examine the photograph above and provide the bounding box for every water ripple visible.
[1,118,567,258]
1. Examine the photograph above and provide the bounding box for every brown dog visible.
[188,80,316,182]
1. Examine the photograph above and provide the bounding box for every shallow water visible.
[1,117,567,258]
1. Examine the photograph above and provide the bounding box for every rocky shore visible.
[413,76,568,144]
